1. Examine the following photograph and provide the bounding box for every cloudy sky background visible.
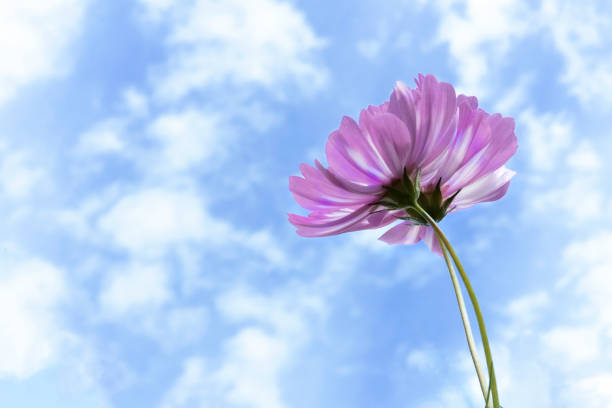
[1,0,611,407]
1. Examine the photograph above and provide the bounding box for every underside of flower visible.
[373,168,461,225]
[288,74,517,254]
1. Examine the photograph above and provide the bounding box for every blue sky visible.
[1,0,611,407]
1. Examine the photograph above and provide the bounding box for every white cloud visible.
[210,286,325,408]
[99,262,171,317]
[563,232,612,325]
[159,330,292,408]
[0,0,89,105]
[121,87,149,117]
[501,291,550,340]
[160,283,327,408]
[56,185,123,240]
[418,387,470,408]
[531,178,604,222]
[76,118,126,155]
[0,150,44,198]
[518,108,608,224]
[563,373,612,408]
[142,306,208,349]
[347,228,394,253]
[563,231,612,268]
[542,230,612,405]
[542,326,601,368]
[488,345,553,408]
[431,0,612,108]
[0,257,67,378]
[158,357,210,408]
[520,109,573,172]
[147,109,228,173]
[493,74,534,114]
[406,347,438,373]
[566,141,602,171]
[238,229,288,268]
[216,327,289,408]
[357,39,384,60]
[98,188,208,256]
[96,187,287,266]
[216,287,324,336]
[433,0,534,97]
[542,0,612,109]
[138,0,327,101]
[98,261,208,349]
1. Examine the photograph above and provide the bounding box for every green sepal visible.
[401,167,415,194]
[382,185,410,205]
[431,178,443,209]
[441,188,461,213]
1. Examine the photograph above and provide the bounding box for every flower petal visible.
[421,227,443,256]
[325,116,391,185]
[432,95,490,183]
[288,205,375,237]
[314,160,384,195]
[289,163,377,212]
[366,209,402,227]
[452,166,516,210]
[413,75,458,165]
[445,115,517,192]
[388,81,418,149]
[359,112,413,177]
[389,75,457,171]
[360,101,389,121]
[378,223,423,245]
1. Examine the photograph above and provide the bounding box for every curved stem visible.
[413,203,500,408]
[436,233,489,402]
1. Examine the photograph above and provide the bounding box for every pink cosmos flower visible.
[288,74,517,255]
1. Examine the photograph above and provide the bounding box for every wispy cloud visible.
[0,254,68,378]
[0,0,89,105]
[137,0,328,101]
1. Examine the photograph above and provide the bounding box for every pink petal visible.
[445,115,517,192]
[296,164,372,201]
[388,80,418,146]
[456,94,478,110]
[378,223,423,245]
[314,160,384,195]
[289,163,378,212]
[325,116,393,186]
[432,97,490,183]
[452,166,516,210]
[360,101,389,121]
[413,75,458,165]
[389,75,457,171]
[289,176,371,211]
[359,112,413,177]
[420,227,443,256]
[288,205,374,237]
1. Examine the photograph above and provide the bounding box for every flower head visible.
[288,74,517,255]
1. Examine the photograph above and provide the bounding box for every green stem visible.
[436,233,489,403]
[413,203,500,408]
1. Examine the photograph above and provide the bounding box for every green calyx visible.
[371,168,461,225]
